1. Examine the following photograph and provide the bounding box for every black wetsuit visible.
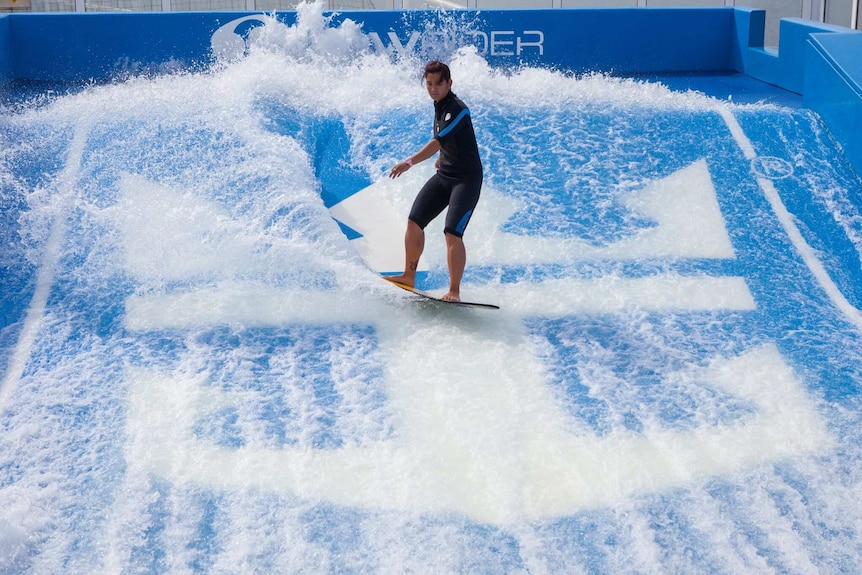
[408,91,483,238]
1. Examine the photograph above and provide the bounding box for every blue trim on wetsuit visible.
[436,108,470,138]
[455,209,473,236]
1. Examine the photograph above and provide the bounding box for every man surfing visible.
[387,60,484,303]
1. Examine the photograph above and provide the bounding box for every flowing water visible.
[3,5,862,573]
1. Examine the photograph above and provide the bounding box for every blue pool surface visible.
[3,11,862,573]
[643,72,804,107]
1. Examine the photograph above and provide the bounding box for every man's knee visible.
[444,231,464,245]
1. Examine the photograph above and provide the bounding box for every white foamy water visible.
[2,3,862,573]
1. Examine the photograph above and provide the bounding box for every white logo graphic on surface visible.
[121,159,833,524]
[751,155,794,180]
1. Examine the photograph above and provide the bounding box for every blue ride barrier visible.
[1,7,860,176]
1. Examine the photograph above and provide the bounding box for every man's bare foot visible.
[441,291,460,302]
[384,274,415,288]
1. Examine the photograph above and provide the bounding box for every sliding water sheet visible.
[2,8,862,574]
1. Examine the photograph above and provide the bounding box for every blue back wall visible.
[1,8,741,82]
[0,7,861,178]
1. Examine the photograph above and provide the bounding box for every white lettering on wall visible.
[491,31,515,56]
[368,31,422,56]
[212,16,546,61]
[469,30,545,56]
[518,30,544,55]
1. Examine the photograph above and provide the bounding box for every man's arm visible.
[389,139,441,178]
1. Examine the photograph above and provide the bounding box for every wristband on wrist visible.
[405,157,413,167]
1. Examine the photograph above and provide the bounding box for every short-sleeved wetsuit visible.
[408,91,483,238]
